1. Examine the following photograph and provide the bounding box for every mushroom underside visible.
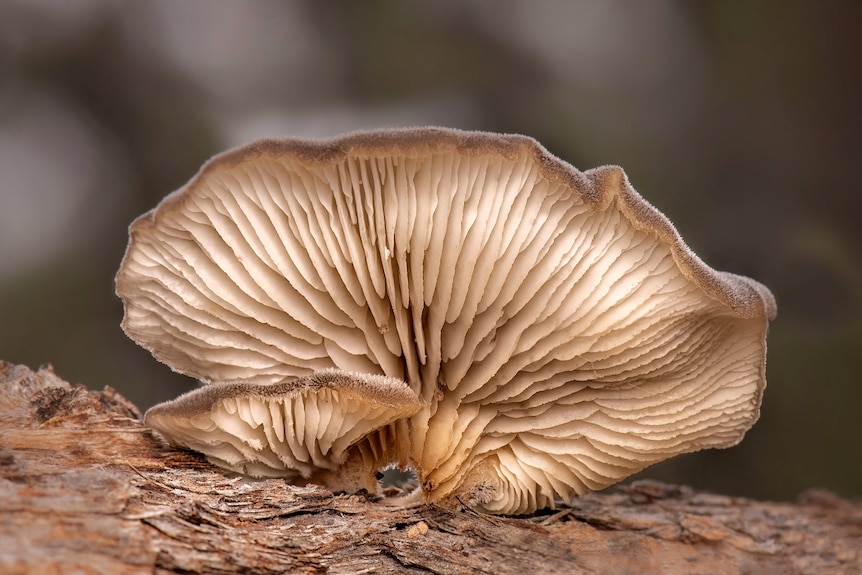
[121,128,775,514]
[144,369,421,490]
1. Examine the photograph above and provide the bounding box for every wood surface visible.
[0,361,859,574]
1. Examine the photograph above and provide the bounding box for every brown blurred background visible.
[1,0,859,502]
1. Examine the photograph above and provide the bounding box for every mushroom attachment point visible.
[118,127,777,514]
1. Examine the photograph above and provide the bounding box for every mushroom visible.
[117,127,776,514]
[143,368,421,493]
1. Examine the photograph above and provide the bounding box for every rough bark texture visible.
[0,361,859,575]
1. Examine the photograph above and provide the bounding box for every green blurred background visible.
[1,0,859,502]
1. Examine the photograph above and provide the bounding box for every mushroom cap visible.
[118,127,776,513]
[144,368,421,479]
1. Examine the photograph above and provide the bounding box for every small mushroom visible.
[143,368,421,493]
[118,127,776,514]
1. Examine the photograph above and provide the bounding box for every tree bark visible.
[0,361,859,575]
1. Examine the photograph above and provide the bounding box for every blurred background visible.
[1,0,859,502]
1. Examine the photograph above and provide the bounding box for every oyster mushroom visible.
[117,127,776,514]
[143,368,421,493]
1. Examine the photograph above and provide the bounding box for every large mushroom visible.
[117,127,776,514]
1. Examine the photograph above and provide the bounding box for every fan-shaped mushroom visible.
[143,368,421,493]
[117,127,776,514]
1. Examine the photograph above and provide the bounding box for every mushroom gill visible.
[118,127,776,514]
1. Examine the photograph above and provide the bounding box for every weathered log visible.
[0,361,859,574]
